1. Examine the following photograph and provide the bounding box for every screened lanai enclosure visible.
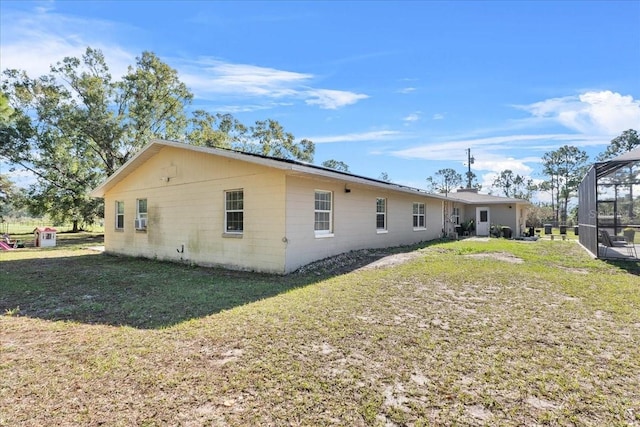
[578,147,640,259]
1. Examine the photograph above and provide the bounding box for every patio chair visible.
[623,228,636,243]
[599,229,637,258]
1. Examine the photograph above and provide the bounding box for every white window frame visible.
[451,207,460,225]
[314,190,333,237]
[115,201,125,230]
[413,202,426,230]
[376,197,387,233]
[224,189,244,234]
[135,198,147,230]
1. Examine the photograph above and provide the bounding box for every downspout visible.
[443,190,452,239]
[442,195,448,238]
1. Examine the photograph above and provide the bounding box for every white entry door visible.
[476,207,490,236]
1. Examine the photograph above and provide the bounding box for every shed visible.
[34,227,57,247]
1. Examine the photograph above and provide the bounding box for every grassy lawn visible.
[1,222,105,235]
[1,235,639,426]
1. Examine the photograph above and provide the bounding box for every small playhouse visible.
[34,227,57,248]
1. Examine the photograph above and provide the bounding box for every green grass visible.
[1,235,639,426]
[1,221,104,235]
[1,233,309,328]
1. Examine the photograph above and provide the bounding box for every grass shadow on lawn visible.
[603,258,640,276]
[1,239,444,329]
[1,251,316,329]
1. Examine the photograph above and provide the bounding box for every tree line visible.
[0,48,320,231]
[425,129,639,225]
[1,47,637,230]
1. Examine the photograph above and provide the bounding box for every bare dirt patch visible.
[526,396,560,410]
[294,244,431,276]
[357,251,424,270]
[557,265,590,275]
[464,251,524,264]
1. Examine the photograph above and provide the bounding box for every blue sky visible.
[1,1,639,198]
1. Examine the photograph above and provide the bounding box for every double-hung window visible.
[135,198,147,230]
[452,207,460,225]
[314,190,333,236]
[115,201,124,230]
[225,189,244,234]
[376,198,387,232]
[413,202,425,229]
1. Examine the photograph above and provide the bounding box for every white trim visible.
[451,207,460,225]
[135,198,148,230]
[115,200,124,230]
[224,189,244,234]
[314,190,333,235]
[314,233,335,239]
[376,197,387,231]
[222,232,243,239]
[476,206,490,236]
[412,202,426,230]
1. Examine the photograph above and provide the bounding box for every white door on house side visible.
[476,207,490,236]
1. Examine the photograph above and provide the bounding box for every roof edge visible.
[90,139,531,206]
[90,139,450,200]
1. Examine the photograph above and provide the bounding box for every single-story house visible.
[91,139,452,273]
[445,188,530,237]
[90,139,530,273]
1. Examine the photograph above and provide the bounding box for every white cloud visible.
[304,89,369,110]
[175,59,369,110]
[403,112,420,122]
[0,7,135,78]
[432,113,445,120]
[388,133,583,186]
[472,155,534,176]
[1,6,368,111]
[1,162,36,188]
[390,133,603,162]
[388,90,638,195]
[308,130,402,144]
[182,61,369,108]
[518,90,640,136]
[181,59,312,98]
[398,87,416,94]
[210,102,294,114]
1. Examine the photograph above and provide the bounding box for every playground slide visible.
[0,241,13,250]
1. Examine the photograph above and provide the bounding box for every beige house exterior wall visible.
[488,205,516,232]
[95,140,471,273]
[485,204,528,236]
[283,175,442,272]
[451,201,530,237]
[455,203,528,237]
[96,140,536,272]
[102,146,288,273]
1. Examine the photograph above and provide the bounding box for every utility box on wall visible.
[34,227,57,247]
